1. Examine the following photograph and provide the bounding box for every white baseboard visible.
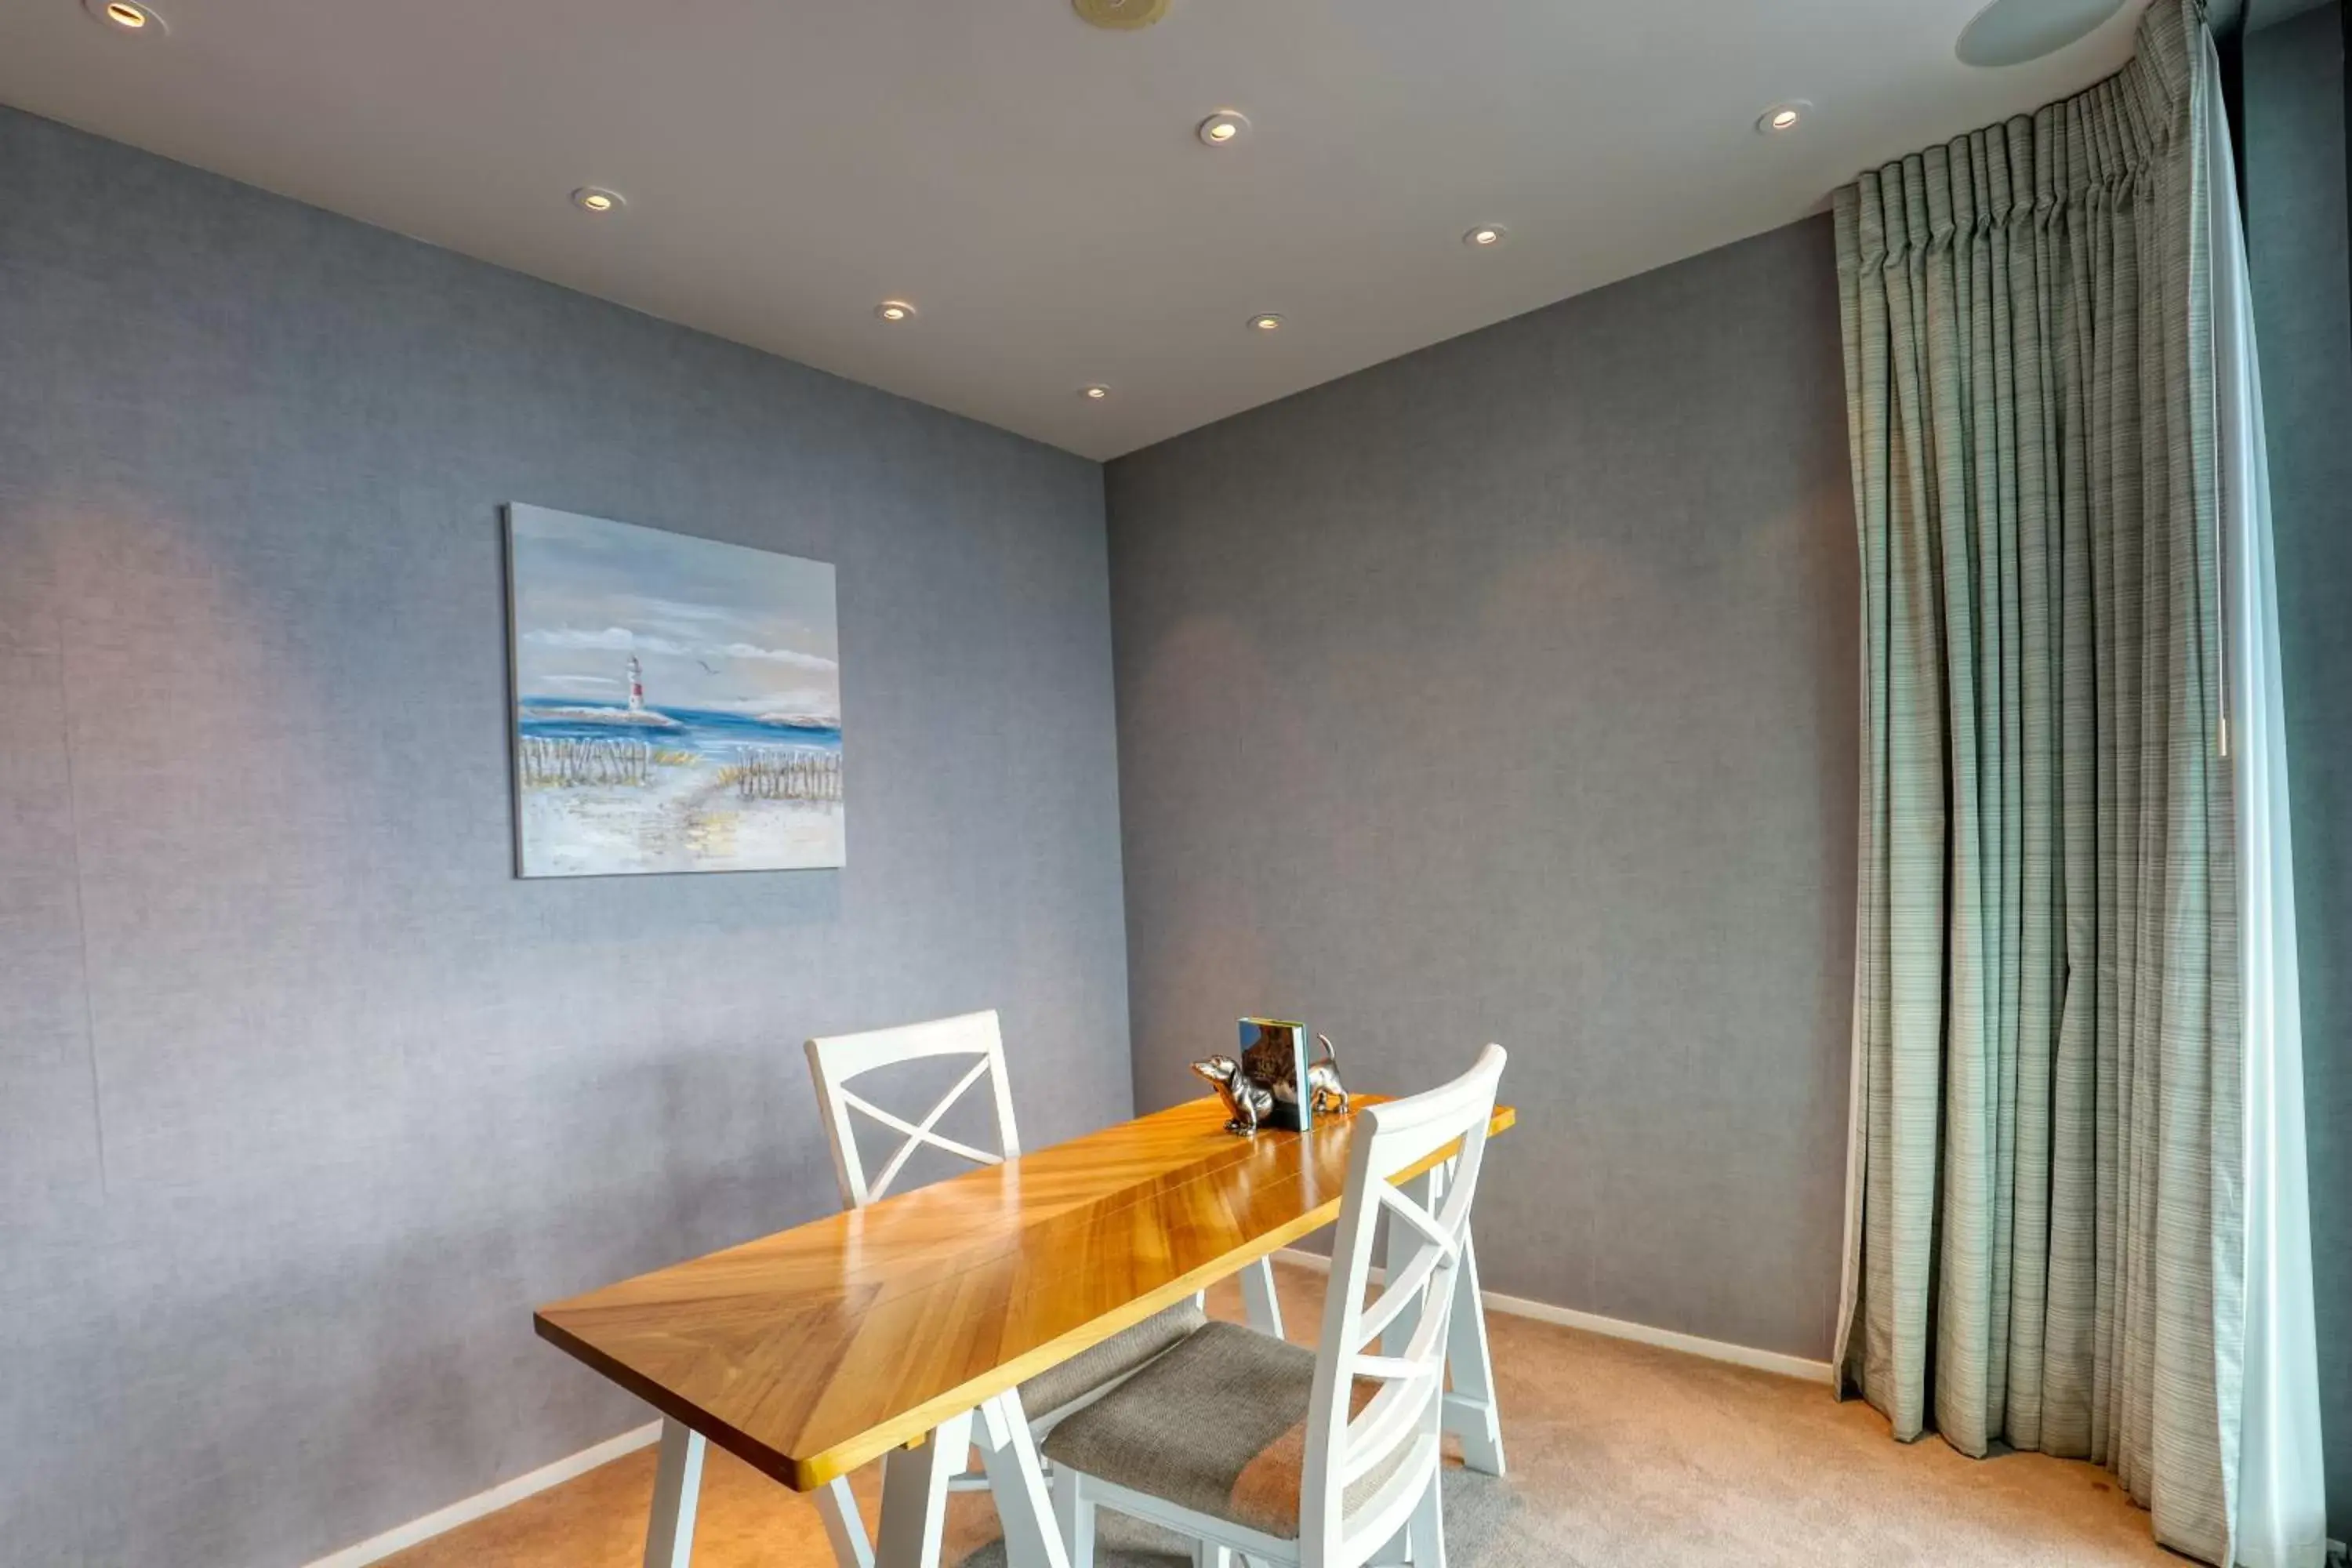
[1273,1247,1835,1385]
[299,1421,661,1568]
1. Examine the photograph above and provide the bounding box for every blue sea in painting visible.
[517,700,843,760]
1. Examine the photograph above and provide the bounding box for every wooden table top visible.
[535,1094,1515,1490]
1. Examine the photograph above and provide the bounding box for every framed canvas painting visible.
[504,503,844,877]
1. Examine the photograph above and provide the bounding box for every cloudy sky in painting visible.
[509,505,840,721]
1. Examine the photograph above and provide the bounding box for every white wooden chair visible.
[806,1009,1023,1210]
[1039,1044,1508,1568]
[801,1010,1216,1568]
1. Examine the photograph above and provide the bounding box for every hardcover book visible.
[1239,1018,1314,1132]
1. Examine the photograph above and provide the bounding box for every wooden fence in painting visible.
[517,735,655,788]
[728,746,843,804]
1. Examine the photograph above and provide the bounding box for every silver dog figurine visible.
[1195,1035,1350,1134]
[1192,1053,1276,1134]
[1305,1033,1350,1117]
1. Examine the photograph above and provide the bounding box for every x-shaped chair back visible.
[798,1011,1029,1566]
[804,1010,1021,1210]
[1302,1043,1506,1566]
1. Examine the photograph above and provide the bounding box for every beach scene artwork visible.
[505,503,844,877]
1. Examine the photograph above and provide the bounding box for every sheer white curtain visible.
[2202,28,2327,1568]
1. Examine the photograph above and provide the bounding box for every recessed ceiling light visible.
[1197,111,1251,148]
[1249,314,1284,332]
[85,0,162,31]
[572,187,624,213]
[1755,101,1810,134]
[875,299,917,323]
[1464,224,1508,249]
[1081,384,1111,400]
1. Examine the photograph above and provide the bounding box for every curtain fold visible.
[2205,25,2328,1564]
[1829,2,2274,1562]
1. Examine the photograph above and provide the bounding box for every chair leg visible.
[815,1473,874,1568]
[1051,1468,1096,1568]
[1405,1468,1445,1568]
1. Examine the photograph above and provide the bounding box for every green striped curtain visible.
[1831,2,2242,1563]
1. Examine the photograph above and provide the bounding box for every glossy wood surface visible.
[535,1095,1515,1491]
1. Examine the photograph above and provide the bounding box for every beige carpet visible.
[387,1261,2176,1568]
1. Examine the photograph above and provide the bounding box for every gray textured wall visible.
[0,107,1131,1566]
[1104,216,1859,1360]
[2245,5,2352,1541]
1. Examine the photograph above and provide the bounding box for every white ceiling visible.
[0,0,2145,459]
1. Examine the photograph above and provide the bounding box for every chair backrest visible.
[1300,1043,1506,1566]
[804,1010,1020,1210]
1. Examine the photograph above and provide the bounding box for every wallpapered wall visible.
[0,107,1132,1565]
[1105,216,1860,1361]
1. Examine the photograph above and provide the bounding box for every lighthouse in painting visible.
[515,647,678,731]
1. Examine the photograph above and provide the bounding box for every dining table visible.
[535,1092,1515,1568]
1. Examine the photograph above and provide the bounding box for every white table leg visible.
[643,1418,706,1568]
[876,1408,974,1568]
[1442,1225,1506,1475]
[1388,1164,1505,1475]
[1238,1258,1285,1339]
[816,1473,876,1568]
[975,1392,1072,1568]
[1379,1171,1435,1357]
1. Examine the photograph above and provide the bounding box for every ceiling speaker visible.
[1073,0,1170,29]
[1955,0,2126,67]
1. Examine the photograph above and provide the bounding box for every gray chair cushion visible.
[1018,1299,1209,1421]
[1040,1320,1416,1540]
